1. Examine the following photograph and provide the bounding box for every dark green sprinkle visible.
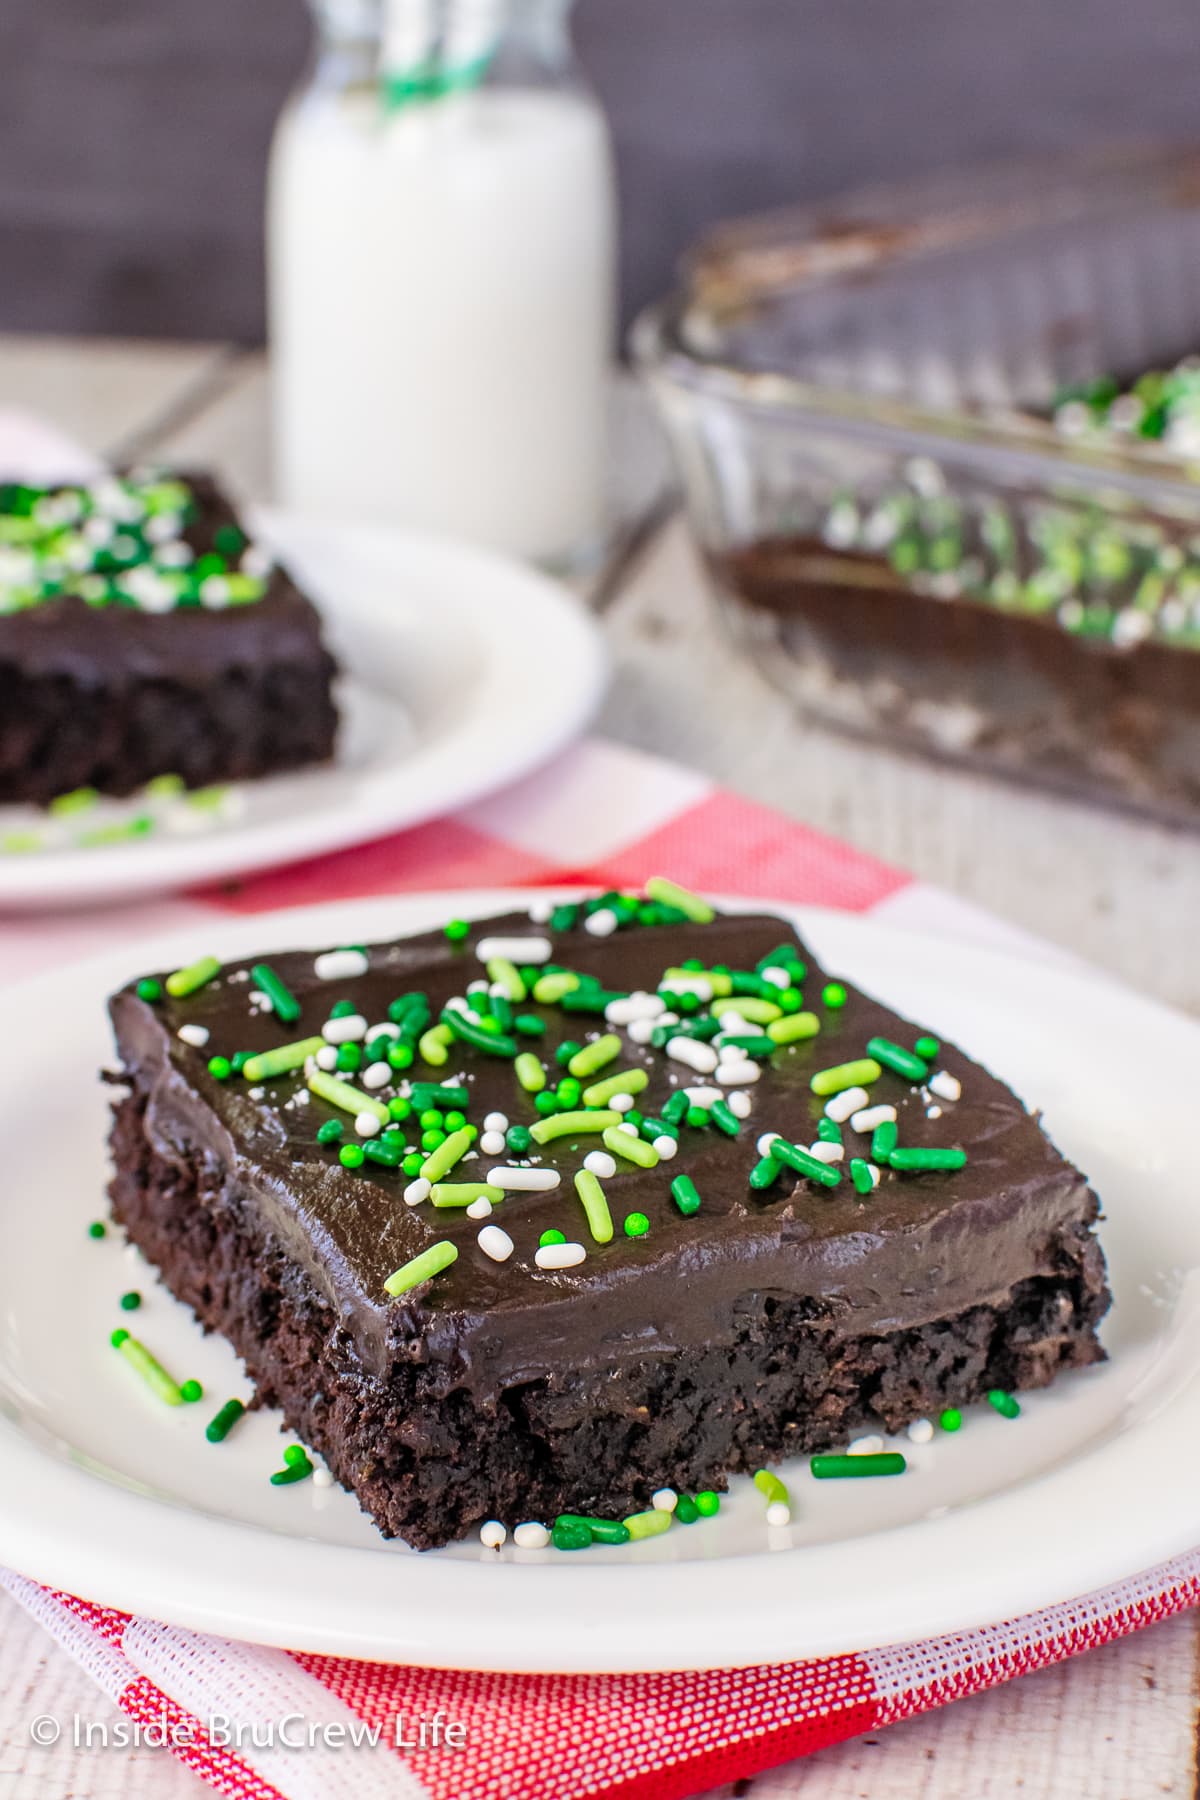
[506,1125,532,1154]
[674,1495,700,1524]
[316,1119,344,1144]
[871,1119,899,1161]
[817,1118,842,1143]
[940,1407,963,1432]
[336,1043,362,1073]
[270,1458,313,1486]
[328,999,356,1018]
[205,1398,245,1443]
[555,1514,630,1545]
[850,1157,875,1195]
[388,992,425,1023]
[551,1520,592,1551]
[249,962,301,1026]
[749,1156,781,1190]
[559,988,625,1015]
[441,1009,517,1056]
[987,1389,1021,1419]
[889,1146,967,1172]
[624,1211,650,1238]
[640,1116,678,1143]
[661,1091,689,1127]
[339,1143,365,1169]
[444,919,470,943]
[822,982,847,1009]
[811,1452,906,1478]
[364,1137,403,1166]
[556,1040,582,1066]
[867,1036,930,1082]
[534,1091,559,1116]
[88,1220,107,1240]
[119,1290,141,1311]
[549,902,579,932]
[135,977,163,1003]
[514,1014,545,1036]
[771,1138,841,1188]
[685,1105,710,1129]
[180,1379,203,1403]
[670,1174,702,1216]
[718,1033,776,1058]
[694,1490,720,1516]
[710,1099,741,1138]
[411,1082,469,1111]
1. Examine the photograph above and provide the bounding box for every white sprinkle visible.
[248,990,274,1013]
[316,1045,339,1072]
[535,1241,586,1270]
[315,948,368,981]
[513,1521,550,1549]
[651,1487,678,1512]
[610,1092,636,1113]
[584,908,618,938]
[483,1111,509,1133]
[322,1012,367,1045]
[354,1111,381,1137]
[200,575,231,608]
[488,1166,560,1191]
[479,1130,507,1156]
[825,1086,870,1124]
[717,1060,760,1086]
[929,1069,962,1103]
[908,1418,934,1445]
[760,964,791,989]
[627,1019,655,1045]
[850,1104,896,1133]
[683,1085,722,1107]
[927,1105,943,1120]
[606,991,665,1025]
[248,1086,264,1099]
[479,1519,508,1548]
[653,1135,678,1160]
[583,1150,617,1179]
[766,1501,792,1527]
[807,1140,844,1164]
[849,1435,884,1456]
[311,1465,333,1489]
[367,1020,400,1040]
[615,1120,638,1138]
[404,1178,430,1206]
[177,1023,209,1048]
[466,979,489,998]
[757,1131,780,1157]
[361,1061,391,1090]
[728,1091,753,1119]
[867,1162,881,1188]
[716,1011,752,1037]
[666,974,713,1001]
[467,1197,494,1220]
[478,1225,514,1262]
[667,1036,718,1074]
[527,899,553,923]
[476,934,552,964]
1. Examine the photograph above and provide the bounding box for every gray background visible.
[1,0,1198,342]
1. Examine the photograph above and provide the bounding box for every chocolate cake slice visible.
[0,470,338,804]
[106,889,1109,1550]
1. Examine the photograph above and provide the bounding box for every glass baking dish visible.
[631,144,1200,828]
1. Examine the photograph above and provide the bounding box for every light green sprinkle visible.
[418,1025,452,1066]
[622,1507,673,1539]
[242,1036,325,1082]
[567,1034,622,1079]
[766,1011,821,1045]
[530,1108,622,1145]
[430,1182,504,1207]
[710,995,781,1023]
[111,1328,183,1405]
[165,954,221,998]
[515,1052,546,1093]
[307,1070,391,1125]
[582,1068,648,1108]
[753,1468,789,1505]
[383,1241,458,1296]
[533,971,580,1004]
[644,876,714,923]
[49,785,99,817]
[810,1058,882,1097]
[420,1126,474,1183]
[486,956,526,1002]
[602,1125,659,1169]
[574,1168,614,1244]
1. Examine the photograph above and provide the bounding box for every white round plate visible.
[0,890,1196,1672]
[0,519,606,909]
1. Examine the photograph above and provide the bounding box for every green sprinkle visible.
[533,971,580,1004]
[441,1008,517,1057]
[866,1037,930,1082]
[753,1468,789,1506]
[709,1098,741,1138]
[529,1108,621,1146]
[915,1035,940,1059]
[486,956,526,1002]
[514,1013,545,1036]
[602,1126,659,1168]
[622,1507,673,1539]
[850,1157,876,1195]
[206,1055,232,1081]
[810,1452,906,1479]
[817,1118,843,1143]
[515,1052,546,1093]
[670,1174,702,1216]
[644,876,714,923]
[540,1228,567,1247]
[685,1106,710,1129]
[444,918,470,942]
[766,1012,821,1046]
[364,1137,404,1167]
[555,1514,630,1545]
[822,982,847,1009]
[420,1126,473,1182]
[119,1290,141,1311]
[205,1398,245,1443]
[717,1033,776,1058]
[555,1076,582,1108]
[661,1091,690,1127]
[567,1034,621,1079]
[410,1082,468,1111]
[940,1407,962,1432]
[316,1118,344,1145]
[335,1043,362,1074]
[165,955,221,999]
[249,962,301,1025]
[889,1146,967,1172]
[135,977,163,1003]
[111,1329,184,1405]
[180,1378,203,1403]
[430,1182,504,1207]
[694,1490,720,1516]
[559,987,626,1016]
[383,1241,459,1296]
[281,1443,308,1467]
[749,1156,781,1190]
[810,1058,882,1097]
[552,1519,592,1550]
[987,1389,1021,1419]
[771,1139,842,1188]
[674,1495,700,1524]
[574,1169,614,1244]
[872,1119,899,1161]
[506,1124,532,1154]
[88,1220,107,1239]
[582,1068,648,1108]
[624,1211,650,1238]
[307,1070,390,1125]
[242,1036,326,1082]
[534,1091,559,1116]
[339,1143,365,1168]
[270,1457,313,1486]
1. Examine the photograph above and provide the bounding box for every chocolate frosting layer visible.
[108,909,1101,1405]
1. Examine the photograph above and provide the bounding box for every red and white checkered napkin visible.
[3,731,1197,1798]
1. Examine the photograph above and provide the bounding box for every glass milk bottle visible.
[268,0,616,566]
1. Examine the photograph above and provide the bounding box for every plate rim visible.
[1,888,1198,1672]
[0,518,607,909]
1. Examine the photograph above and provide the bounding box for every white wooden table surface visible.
[0,334,1197,1800]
